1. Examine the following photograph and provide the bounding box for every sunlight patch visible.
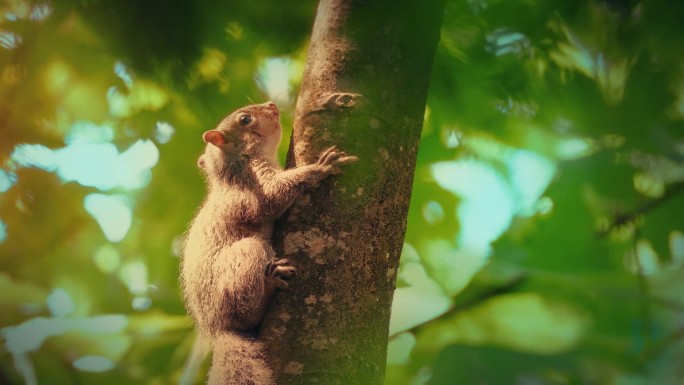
[29,3,51,21]
[114,61,133,88]
[154,121,175,144]
[387,332,416,365]
[422,201,445,225]
[445,129,461,148]
[432,147,556,248]
[4,1,50,21]
[65,121,114,145]
[10,144,58,170]
[390,245,451,335]
[132,296,152,311]
[0,32,22,50]
[2,315,128,355]
[93,244,121,274]
[46,289,75,317]
[505,149,556,215]
[486,28,530,56]
[432,159,514,250]
[73,356,115,372]
[0,219,6,243]
[636,239,660,275]
[9,139,158,190]
[84,194,132,242]
[555,137,596,159]
[0,170,16,192]
[429,146,556,296]
[670,231,684,268]
[256,57,294,105]
[118,260,148,296]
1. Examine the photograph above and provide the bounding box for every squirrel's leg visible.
[215,237,293,332]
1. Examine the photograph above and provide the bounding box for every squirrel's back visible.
[181,174,275,335]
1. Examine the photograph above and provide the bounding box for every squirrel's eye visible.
[239,115,253,126]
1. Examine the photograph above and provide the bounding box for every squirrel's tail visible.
[207,332,274,385]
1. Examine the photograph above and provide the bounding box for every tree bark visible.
[261,1,445,384]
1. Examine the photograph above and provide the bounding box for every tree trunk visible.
[260,1,445,384]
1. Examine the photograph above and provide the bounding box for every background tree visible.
[1,1,683,385]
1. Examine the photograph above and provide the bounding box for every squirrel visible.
[181,101,357,385]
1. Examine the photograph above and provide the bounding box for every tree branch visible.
[597,181,684,238]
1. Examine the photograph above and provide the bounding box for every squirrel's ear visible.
[203,130,226,146]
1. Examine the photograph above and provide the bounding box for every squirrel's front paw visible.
[316,146,358,175]
[265,259,296,290]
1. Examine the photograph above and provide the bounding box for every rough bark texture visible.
[260,1,445,384]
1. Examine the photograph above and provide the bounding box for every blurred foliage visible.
[0,0,683,384]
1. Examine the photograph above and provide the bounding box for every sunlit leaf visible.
[431,159,514,249]
[389,260,451,336]
[84,194,133,242]
[633,172,665,198]
[416,293,589,355]
[188,48,229,90]
[420,239,487,297]
[387,332,416,365]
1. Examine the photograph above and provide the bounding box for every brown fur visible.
[181,101,356,385]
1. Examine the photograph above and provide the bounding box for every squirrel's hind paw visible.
[265,259,296,289]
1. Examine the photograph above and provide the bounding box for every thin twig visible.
[597,182,684,238]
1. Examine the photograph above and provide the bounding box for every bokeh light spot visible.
[9,144,58,171]
[84,194,132,242]
[0,219,6,243]
[118,261,148,295]
[257,57,294,105]
[29,3,52,21]
[432,159,514,250]
[154,121,175,144]
[114,61,133,88]
[670,231,684,268]
[132,296,152,311]
[555,137,596,159]
[422,201,445,225]
[65,121,114,145]
[636,239,660,275]
[93,244,121,274]
[0,170,17,192]
[0,32,22,50]
[9,139,158,191]
[387,332,416,365]
[73,356,115,372]
[46,289,75,318]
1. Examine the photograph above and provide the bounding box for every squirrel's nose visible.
[263,101,279,116]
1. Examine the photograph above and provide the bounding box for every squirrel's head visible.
[199,101,283,175]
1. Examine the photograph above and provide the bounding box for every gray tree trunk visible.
[260,1,445,384]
